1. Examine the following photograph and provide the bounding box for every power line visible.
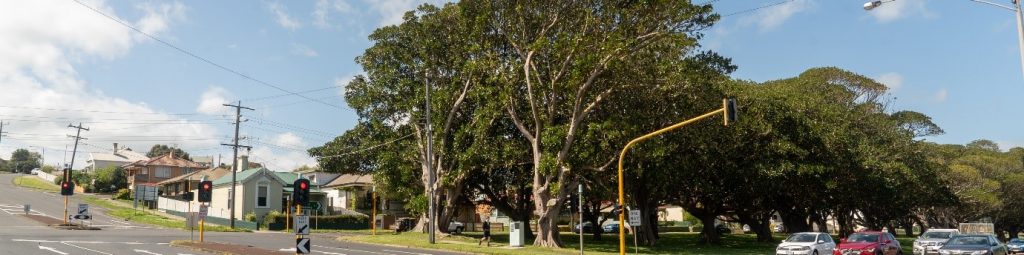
[0,105,204,116]
[314,133,414,159]
[244,85,342,102]
[722,0,796,17]
[70,0,345,110]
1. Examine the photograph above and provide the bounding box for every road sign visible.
[296,238,310,254]
[295,215,310,235]
[308,201,321,211]
[628,210,641,227]
[71,214,92,220]
[198,204,208,220]
[78,204,89,216]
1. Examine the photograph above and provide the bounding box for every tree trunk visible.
[698,214,721,244]
[901,220,914,237]
[753,217,774,242]
[779,209,811,233]
[1008,226,1020,240]
[533,205,563,247]
[583,199,603,241]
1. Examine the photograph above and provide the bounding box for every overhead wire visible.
[314,133,414,159]
[70,0,346,110]
[721,0,797,17]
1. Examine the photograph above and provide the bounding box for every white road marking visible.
[280,248,296,252]
[12,239,163,245]
[61,241,114,255]
[38,245,68,255]
[383,249,430,255]
[317,251,347,255]
[134,249,163,255]
[313,245,393,255]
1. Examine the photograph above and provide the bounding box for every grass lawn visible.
[12,175,59,192]
[343,231,781,255]
[80,196,246,232]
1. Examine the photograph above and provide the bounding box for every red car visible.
[834,231,903,255]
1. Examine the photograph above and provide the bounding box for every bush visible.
[265,214,370,230]
[113,189,131,200]
[245,212,257,222]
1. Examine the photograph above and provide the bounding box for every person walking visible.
[478,221,491,246]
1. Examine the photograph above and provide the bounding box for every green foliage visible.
[264,214,369,229]
[146,144,191,160]
[92,166,126,193]
[41,165,56,173]
[244,212,257,222]
[113,188,132,200]
[7,148,41,173]
[405,194,428,217]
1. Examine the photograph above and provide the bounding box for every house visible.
[275,171,329,215]
[157,166,231,199]
[123,152,203,190]
[191,156,215,168]
[84,143,149,173]
[321,174,407,217]
[207,167,288,220]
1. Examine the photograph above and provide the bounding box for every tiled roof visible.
[157,166,231,185]
[90,149,150,163]
[323,174,374,188]
[126,154,203,168]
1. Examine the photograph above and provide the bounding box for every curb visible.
[336,236,478,255]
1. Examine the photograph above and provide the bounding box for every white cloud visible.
[866,0,934,23]
[876,72,903,91]
[933,88,948,103]
[268,2,301,30]
[291,43,319,57]
[366,0,448,27]
[0,0,219,167]
[313,0,353,29]
[247,132,314,171]
[738,0,813,31]
[196,86,233,115]
[134,2,187,39]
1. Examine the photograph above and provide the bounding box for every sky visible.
[0,0,1021,171]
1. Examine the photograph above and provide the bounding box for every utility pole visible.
[222,101,253,229]
[0,120,9,146]
[425,78,435,244]
[66,123,88,224]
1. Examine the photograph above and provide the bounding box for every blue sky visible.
[0,0,1020,170]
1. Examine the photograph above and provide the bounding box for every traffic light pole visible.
[615,99,736,255]
[295,204,302,255]
[200,202,206,243]
[372,186,376,235]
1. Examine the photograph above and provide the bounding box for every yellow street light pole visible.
[617,98,737,255]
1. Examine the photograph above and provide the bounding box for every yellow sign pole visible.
[63,197,68,225]
[296,204,302,255]
[617,99,735,255]
[200,202,206,243]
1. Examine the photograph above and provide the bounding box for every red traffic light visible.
[203,183,210,190]
[62,183,68,188]
[300,182,308,190]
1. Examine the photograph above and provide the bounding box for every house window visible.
[155,167,172,178]
[256,183,269,208]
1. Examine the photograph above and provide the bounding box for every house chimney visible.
[113,143,119,155]
[237,155,249,172]
[170,150,175,159]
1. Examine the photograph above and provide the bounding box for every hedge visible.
[265,214,369,230]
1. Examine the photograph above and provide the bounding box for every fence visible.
[36,171,58,183]
[164,210,258,230]
[157,197,230,219]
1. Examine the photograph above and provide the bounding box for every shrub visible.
[113,189,131,200]
[245,212,257,222]
[265,214,370,230]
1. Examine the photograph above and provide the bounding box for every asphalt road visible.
[0,174,463,255]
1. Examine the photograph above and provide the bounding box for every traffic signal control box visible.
[198,181,212,202]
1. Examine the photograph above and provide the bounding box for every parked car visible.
[1008,238,1024,254]
[573,222,602,234]
[603,223,619,233]
[937,234,1007,255]
[447,221,465,234]
[913,229,959,255]
[776,232,836,255]
[834,231,902,255]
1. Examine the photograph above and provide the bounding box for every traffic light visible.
[60,181,74,196]
[723,98,738,126]
[198,181,212,202]
[293,179,310,206]
[181,191,194,201]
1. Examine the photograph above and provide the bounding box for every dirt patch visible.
[171,240,284,255]
[23,214,63,225]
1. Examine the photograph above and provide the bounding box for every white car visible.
[776,232,836,255]
[913,229,959,255]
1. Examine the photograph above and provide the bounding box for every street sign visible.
[71,214,91,220]
[144,186,157,201]
[295,215,310,235]
[198,204,208,220]
[78,204,89,216]
[296,238,310,254]
[308,201,321,211]
[628,210,642,227]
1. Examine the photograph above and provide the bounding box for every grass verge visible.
[12,175,59,192]
[342,231,781,255]
[80,196,247,232]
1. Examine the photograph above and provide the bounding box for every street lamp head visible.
[863,1,882,10]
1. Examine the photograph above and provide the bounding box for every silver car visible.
[915,229,960,255]
[777,232,836,255]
